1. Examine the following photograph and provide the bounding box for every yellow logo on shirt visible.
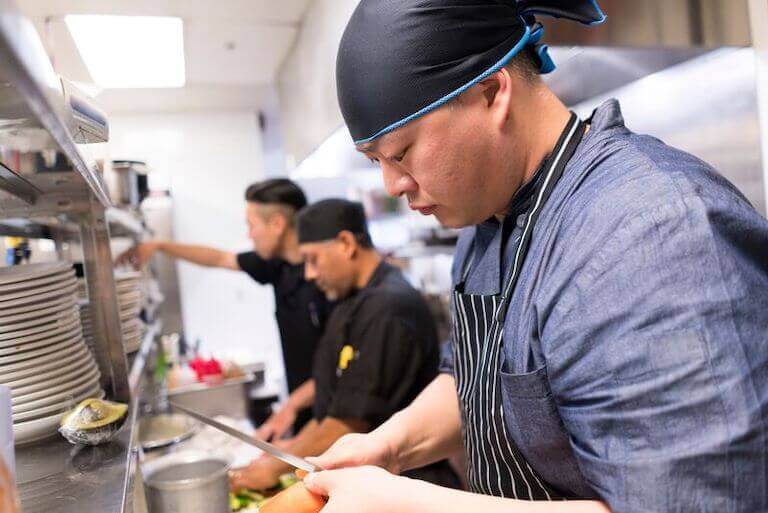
[338,345,355,370]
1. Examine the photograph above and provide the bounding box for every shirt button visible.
[516,214,527,228]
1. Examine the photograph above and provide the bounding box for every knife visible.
[170,402,318,473]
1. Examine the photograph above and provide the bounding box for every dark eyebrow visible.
[356,142,377,154]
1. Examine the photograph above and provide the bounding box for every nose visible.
[381,162,417,198]
[304,263,317,282]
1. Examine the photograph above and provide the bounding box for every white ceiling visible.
[16,0,313,112]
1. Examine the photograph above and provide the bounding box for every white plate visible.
[0,343,90,384]
[0,313,80,349]
[0,337,84,366]
[0,324,82,358]
[10,357,98,397]
[119,299,142,313]
[0,307,78,342]
[81,308,142,322]
[120,307,141,319]
[0,274,77,302]
[12,366,100,413]
[116,280,140,292]
[115,271,143,281]
[0,282,78,309]
[13,386,104,424]
[0,262,70,286]
[13,386,105,446]
[0,269,74,293]
[122,318,143,332]
[124,335,142,353]
[118,290,142,304]
[13,412,64,445]
[0,303,78,334]
[0,294,76,324]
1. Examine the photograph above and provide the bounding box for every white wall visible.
[277,0,359,165]
[107,111,285,391]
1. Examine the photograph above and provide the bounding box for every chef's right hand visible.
[115,242,158,269]
[256,404,297,441]
[308,431,401,474]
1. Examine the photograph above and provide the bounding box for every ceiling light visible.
[65,15,185,89]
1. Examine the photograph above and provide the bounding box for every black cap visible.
[297,199,370,244]
[336,0,605,144]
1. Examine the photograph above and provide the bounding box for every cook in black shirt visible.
[116,179,330,435]
[229,199,459,491]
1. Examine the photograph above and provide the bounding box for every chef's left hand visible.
[303,466,415,513]
[228,460,280,492]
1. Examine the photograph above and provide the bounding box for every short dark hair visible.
[353,232,374,249]
[244,179,307,212]
[506,46,541,83]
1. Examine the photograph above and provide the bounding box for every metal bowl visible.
[138,413,197,451]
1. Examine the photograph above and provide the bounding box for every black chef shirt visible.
[313,261,440,427]
[237,252,331,428]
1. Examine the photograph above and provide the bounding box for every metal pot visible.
[143,451,229,513]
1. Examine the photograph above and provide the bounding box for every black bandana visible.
[336,0,605,144]
[297,199,370,244]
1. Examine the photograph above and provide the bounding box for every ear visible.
[336,231,358,259]
[269,212,288,232]
[476,67,516,131]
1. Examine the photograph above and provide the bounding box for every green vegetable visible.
[229,493,242,511]
[230,490,267,511]
[278,473,298,490]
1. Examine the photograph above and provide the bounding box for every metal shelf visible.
[0,0,112,207]
[0,173,147,238]
[107,207,147,238]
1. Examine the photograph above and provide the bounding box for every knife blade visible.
[170,402,318,473]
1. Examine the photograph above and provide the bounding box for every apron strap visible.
[494,114,586,323]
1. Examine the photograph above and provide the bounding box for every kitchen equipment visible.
[0,386,14,476]
[138,413,197,451]
[143,451,229,513]
[168,374,253,419]
[170,403,317,473]
[111,161,148,208]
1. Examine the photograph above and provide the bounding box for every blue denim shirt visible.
[441,100,768,512]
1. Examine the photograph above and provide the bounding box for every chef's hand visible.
[307,431,400,474]
[256,404,297,441]
[115,242,158,269]
[304,466,414,513]
[229,460,280,492]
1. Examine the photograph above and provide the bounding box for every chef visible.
[229,199,460,491]
[299,1,768,512]
[117,178,329,435]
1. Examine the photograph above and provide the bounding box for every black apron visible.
[452,113,586,499]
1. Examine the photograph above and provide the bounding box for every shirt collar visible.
[362,260,392,290]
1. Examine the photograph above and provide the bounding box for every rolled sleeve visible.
[540,198,768,512]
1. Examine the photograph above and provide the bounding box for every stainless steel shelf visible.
[0,0,112,207]
[106,208,146,238]
[0,173,147,238]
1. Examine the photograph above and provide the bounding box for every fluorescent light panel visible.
[65,15,185,89]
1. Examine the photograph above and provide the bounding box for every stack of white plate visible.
[0,262,103,446]
[79,271,145,354]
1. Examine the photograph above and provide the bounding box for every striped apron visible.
[452,113,586,499]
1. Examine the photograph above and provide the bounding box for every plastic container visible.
[0,386,13,478]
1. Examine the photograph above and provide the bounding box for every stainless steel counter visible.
[14,320,267,513]
[14,323,159,513]
[15,416,136,513]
